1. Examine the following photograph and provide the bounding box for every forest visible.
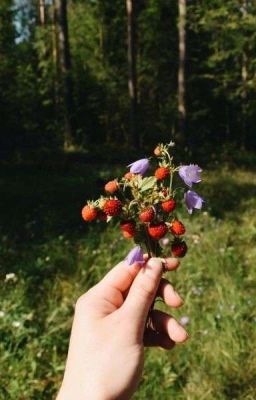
[1,0,256,159]
[0,1,256,399]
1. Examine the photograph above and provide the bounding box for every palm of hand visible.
[58,258,188,400]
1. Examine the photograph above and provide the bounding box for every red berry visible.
[161,199,176,212]
[82,205,98,221]
[170,220,186,236]
[124,172,135,180]
[139,207,155,223]
[105,180,118,194]
[148,222,168,240]
[154,146,162,157]
[162,188,169,197]
[120,221,136,239]
[103,199,122,216]
[155,167,170,180]
[97,211,107,221]
[171,241,188,257]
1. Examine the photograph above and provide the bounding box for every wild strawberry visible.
[155,167,169,180]
[124,172,135,180]
[171,241,187,257]
[170,220,186,235]
[97,210,107,221]
[148,222,168,240]
[82,205,97,221]
[103,199,122,216]
[139,207,155,223]
[162,199,176,212]
[105,180,118,194]
[154,146,162,157]
[120,221,136,239]
[162,187,169,197]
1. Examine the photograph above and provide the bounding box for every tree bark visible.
[178,0,186,141]
[51,0,59,114]
[39,0,46,26]
[126,0,138,148]
[55,0,74,150]
[241,0,248,148]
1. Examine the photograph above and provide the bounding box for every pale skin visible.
[57,257,188,400]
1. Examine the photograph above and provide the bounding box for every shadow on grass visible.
[1,163,256,279]
[0,164,112,240]
[202,177,256,220]
[224,372,256,399]
[2,164,255,239]
[0,164,113,278]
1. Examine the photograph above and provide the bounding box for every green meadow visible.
[0,163,255,399]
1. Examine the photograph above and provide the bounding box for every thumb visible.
[121,258,163,332]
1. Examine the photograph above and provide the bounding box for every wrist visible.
[57,383,110,400]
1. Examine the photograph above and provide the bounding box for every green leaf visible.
[136,176,143,188]
[140,177,157,192]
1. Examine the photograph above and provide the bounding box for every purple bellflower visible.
[179,164,202,187]
[125,246,144,266]
[128,158,149,175]
[185,190,204,214]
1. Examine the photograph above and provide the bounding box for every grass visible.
[0,163,255,399]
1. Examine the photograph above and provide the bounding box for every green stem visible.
[164,148,172,167]
[163,148,174,197]
[144,239,152,259]
[146,237,162,329]
[144,226,152,258]
[169,171,173,195]
[147,234,162,258]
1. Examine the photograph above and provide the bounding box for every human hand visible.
[57,257,188,400]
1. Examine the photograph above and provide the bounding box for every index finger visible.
[98,256,180,294]
[98,260,142,293]
[144,255,180,271]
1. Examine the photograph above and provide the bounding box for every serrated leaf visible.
[136,176,143,188]
[140,176,157,192]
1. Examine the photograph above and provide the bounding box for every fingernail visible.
[168,318,189,343]
[164,257,180,268]
[170,287,184,306]
[145,257,163,277]
[174,291,184,305]
[166,257,180,263]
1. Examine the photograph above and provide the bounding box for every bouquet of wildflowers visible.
[82,142,204,265]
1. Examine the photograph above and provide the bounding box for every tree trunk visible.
[55,0,74,150]
[126,0,138,148]
[51,0,59,114]
[178,0,186,141]
[241,0,248,148]
[39,0,46,26]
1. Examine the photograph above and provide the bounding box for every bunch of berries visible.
[81,142,204,262]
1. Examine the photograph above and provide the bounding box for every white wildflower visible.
[179,316,190,326]
[12,321,21,328]
[160,237,170,247]
[5,273,17,282]
[191,234,200,244]
[191,286,203,296]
